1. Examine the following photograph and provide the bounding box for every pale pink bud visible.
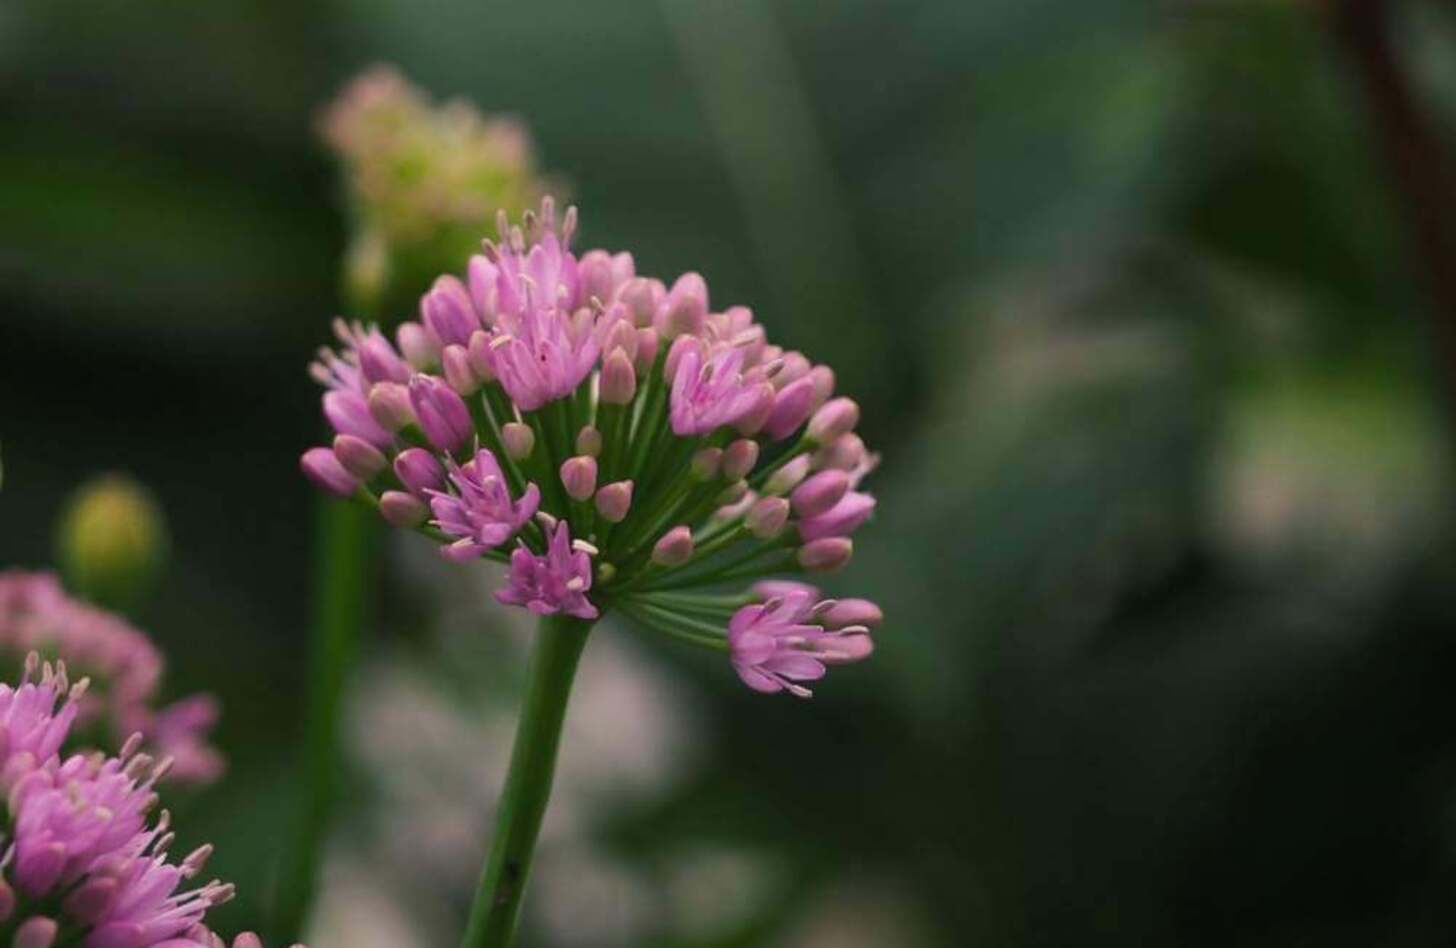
[652,526,695,566]
[657,272,708,338]
[408,375,473,453]
[798,537,853,572]
[813,432,865,471]
[600,349,637,405]
[368,382,415,432]
[733,383,777,436]
[603,320,639,360]
[393,447,445,496]
[619,277,664,327]
[579,249,622,303]
[560,456,598,501]
[233,935,265,948]
[441,344,479,395]
[763,377,816,440]
[576,426,602,457]
[717,479,750,505]
[746,496,790,538]
[594,480,634,523]
[819,598,883,629]
[301,448,358,497]
[379,491,428,527]
[333,434,386,480]
[764,454,812,495]
[502,422,535,460]
[714,488,757,522]
[807,397,859,445]
[808,365,835,408]
[634,328,660,374]
[722,439,760,480]
[692,447,723,481]
[791,469,850,518]
[774,351,811,389]
[467,330,498,382]
[467,254,499,322]
[14,916,57,948]
[396,320,439,369]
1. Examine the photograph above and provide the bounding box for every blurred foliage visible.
[5,0,1456,945]
[55,472,169,614]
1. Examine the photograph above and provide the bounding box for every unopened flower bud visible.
[333,434,387,480]
[733,383,777,436]
[807,397,859,445]
[600,349,637,405]
[502,422,535,460]
[819,598,883,629]
[579,249,625,303]
[603,320,638,362]
[422,275,479,347]
[302,448,359,498]
[798,537,853,572]
[560,456,598,501]
[652,526,694,566]
[812,432,864,471]
[594,480,634,523]
[368,382,415,432]
[55,474,168,612]
[691,447,723,481]
[762,377,816,440]
[379,491,429,527]
[721,439,760,480]
[14,916,57,948]
[619,277,663,328]
[409,375,473,452]
[576,426,602,457]
[656,272,708,338]
[441,344,480,395]
[791,469,850,518]
[763,454,812,495]
[467,330,498,381]
[467,254,499,323]
[808,365,835,408]
[717,479,750,505]
[634,328,660,374]
[774,351,811,389]
[393,447,445,496]
[746,496,790,538]
[396,320,438,369]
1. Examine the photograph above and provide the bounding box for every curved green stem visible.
[460,613,594,948]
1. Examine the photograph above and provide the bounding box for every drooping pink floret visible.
[727,591,873,698]
[495,523,599,620]
[428,448,541,561]
[668,344,771,436]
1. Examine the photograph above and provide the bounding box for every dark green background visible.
[5,1,1456,944]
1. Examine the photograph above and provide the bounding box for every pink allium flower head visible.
[0,574,221,785]
[302,197,881,694]
[496,523,599,620]
[428,449,541,561]
[728,592,873,698]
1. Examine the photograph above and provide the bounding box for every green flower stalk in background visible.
[301,197,881,947]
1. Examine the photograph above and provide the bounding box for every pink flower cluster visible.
[0,656,296,948]
[302,198,881,696]
[0,572,222,783]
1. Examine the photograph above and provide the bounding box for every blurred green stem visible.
[274,499,375,940]
[460,614,593,948]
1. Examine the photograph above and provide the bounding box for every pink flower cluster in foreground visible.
[0,572,222,782]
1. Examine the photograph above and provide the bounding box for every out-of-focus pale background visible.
[6,1,1456,945]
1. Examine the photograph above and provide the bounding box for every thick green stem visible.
[274,498,375,941]
[460,614,593,948]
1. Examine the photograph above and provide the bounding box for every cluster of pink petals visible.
[0,572,222,784]
[428,448,541,561]
[496,523,599,620]
[728,589,874,698]
[0,658,284,948]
